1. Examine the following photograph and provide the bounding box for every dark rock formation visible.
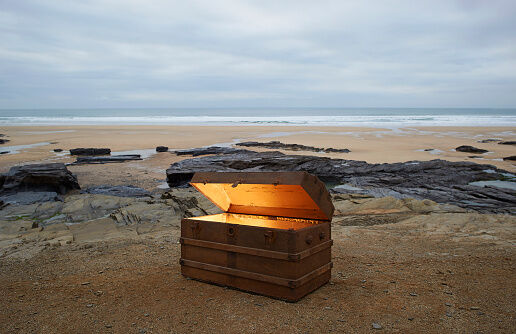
[175,146,249,157]
[0,192,61,205]
[54,148,63,152]
[324,148,352,153]
[81,185,151,197]
[0,163,80,194]
[0,151,8,154]
[503,156,516,161]
[156,146,169,152]
[456,145,488,154]
[69,148,111,156]
[498,141,516,145]
[166,149,515,214]
[160,192,209,217]
[236,141,350,153]
[0,139,10,144]
[73,155,142,164]
[478,139,501,143]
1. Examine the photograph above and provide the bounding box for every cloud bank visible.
[1,0,515,108]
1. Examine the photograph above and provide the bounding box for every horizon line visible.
[1,107,516,111]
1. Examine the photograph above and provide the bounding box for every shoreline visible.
[1,109,515,127]
[1,125,515,172]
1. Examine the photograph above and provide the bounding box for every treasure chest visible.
[180,171,334,302]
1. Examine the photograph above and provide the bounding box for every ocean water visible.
[0,108,515,127]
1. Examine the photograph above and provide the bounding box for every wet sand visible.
[1,126,515,173]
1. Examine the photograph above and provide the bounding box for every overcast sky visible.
[1,0,515,109]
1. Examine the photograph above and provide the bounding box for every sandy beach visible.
[1,125,515,183]
[1,125,515,333]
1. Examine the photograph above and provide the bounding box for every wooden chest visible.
[180,171,334,302]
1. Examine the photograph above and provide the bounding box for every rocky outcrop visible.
[0,139,9,144]
[73,155,142,164]
[165,149,515,214]
[456,145,488,154]
[0,163,80,195]
[503,156,516,161]
[156,146,169,152]
[175,146,249,157]
[498,141,516,145]
[0,192,61,205]
[69,148,111,156]
[478,139,501,143]
[0,189,220,229]
[53,149,63,152]
[81,185,151,197]
[324,148,352,153]
[236,141,350,153]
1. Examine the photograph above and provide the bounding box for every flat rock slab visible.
[81,185,151,197]
[175,146,249,157]
[1,163,80,194]
[236,141,350,153]
[165,149,515,214]
[478,139,501,143]
[498,141,516,145]
[73,155,142,164]
[0,191,61,205]
[70,148,111,156]
[456,145,488,154]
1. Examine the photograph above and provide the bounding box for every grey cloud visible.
[0,0,515,108]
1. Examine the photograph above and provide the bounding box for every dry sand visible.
[1,125,515,333]
[0,198,516,334]
[1,195,514,333]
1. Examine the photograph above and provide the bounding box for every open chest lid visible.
[190,171,334,221]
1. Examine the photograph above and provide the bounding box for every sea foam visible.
[0,109,515,127]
